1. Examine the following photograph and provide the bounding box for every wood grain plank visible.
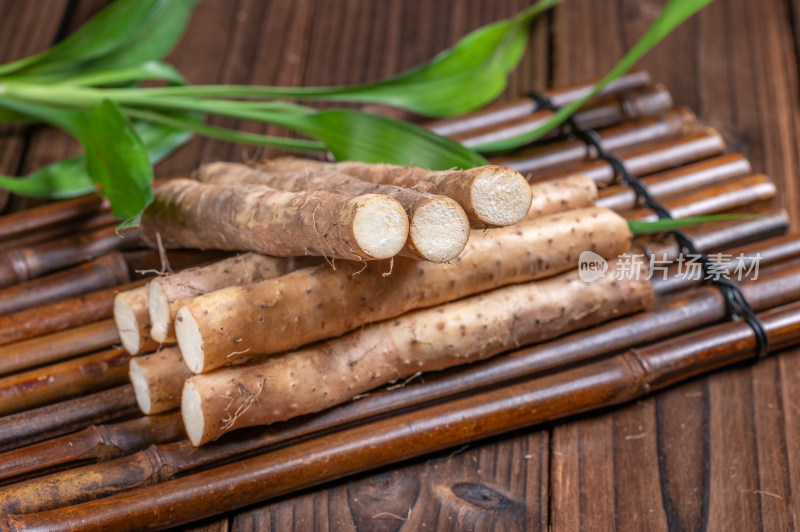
[154,0,243,176]
[0,0,71,212]
[230,431,548,532]
[777,346,800,529]
[4,0,110,214]
[547,2,800,531]
[612,400,669,531]
[183,516,230,532]
[654,379,709,530]
[706,365,763,530]
[750,356,796,530]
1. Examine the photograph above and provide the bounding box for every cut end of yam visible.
[410,197,470,263]
[129,358,152,414]
[175,306,205,374]
[470,166,533,227]
[148,281,171,343]
[350,194,409,259]
[113,294,142,355]
[182,380,205,446]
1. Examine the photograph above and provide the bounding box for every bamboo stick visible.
[0,319,119,377]
[0,195,106,244]
[635,209,789,260]
[5,297,798,531]
[651,233,800,295]
[451,84,673,148]
[0,385,138,453]
[624,174,776,221]
[596,154,753,211]
[0,226,139,289]
[5,261,798,515]
[0,252,130,317]
[496,126,723,181]
[0,347,130,417]
[0,212,116,253]
[0,280,145,347]
[0,178,176,250]
[0,412,183,485]
[427,71,653,136]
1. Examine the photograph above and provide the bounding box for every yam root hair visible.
[140,179,409,261]
[175,207,631,373]
[182,259,653,445]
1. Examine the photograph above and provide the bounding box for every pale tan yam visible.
[175,207,631,373]
[528,175,598,219]
[140,179,409,261]
[148,253,298,343]
[182,260,653,445]
[197,162,469,263]
[254,157,532,228]
[129,347,191,415]
[113,286,150,355]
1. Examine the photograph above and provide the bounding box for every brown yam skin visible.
[178,207,631,373]
[140,179,407,261]
[197,162,443,208]
[153,253,295,305]
[254,157,531,227]
[129,347,191,415]
[113,286,151,356]
[149,253,307,343]
[196,163,469,262]
[528,175,598,219]
[185,260,653,445]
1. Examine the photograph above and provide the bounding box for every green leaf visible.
[132,116,196,163]
[114,0,560,117]
[0,97,83,134]
[123,107,326,151]
[77,0,199,72]
[474,0,714,152]
[0,157,94,198]
[310,0,560,116]
[627,214,758,236]
[0,108,32,123]
[123,106,483,168]
[278,109,488,169]
[21,61,186,87]
[0,0,199,78]
[0,117,194,200]
[0,98,154,219]
[75,101,153,221]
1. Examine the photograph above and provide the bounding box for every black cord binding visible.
[529,91,769,359]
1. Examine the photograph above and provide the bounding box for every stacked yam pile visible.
[2,74,797,526]
[115,157,653,446]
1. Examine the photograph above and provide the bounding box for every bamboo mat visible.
[1,1,800,530]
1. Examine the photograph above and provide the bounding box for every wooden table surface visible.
[2,0,800,530]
